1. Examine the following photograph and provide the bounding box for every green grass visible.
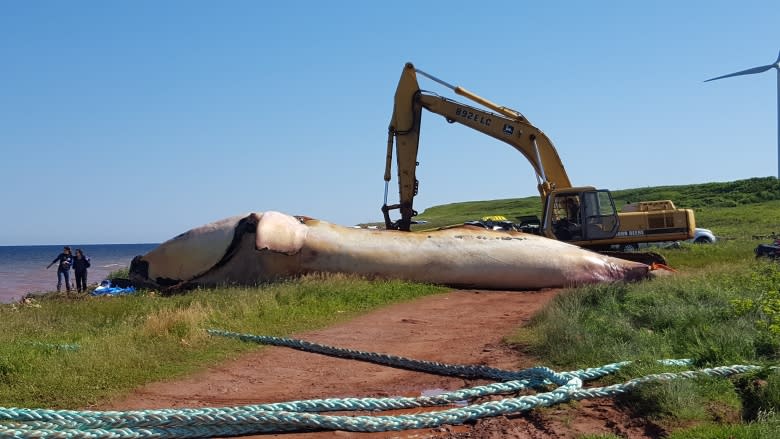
[0,274,444,408]
[666,411,780,439]
[409,197,543,231]
[508,258,780,433]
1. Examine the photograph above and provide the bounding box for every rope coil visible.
[0,330,770,438]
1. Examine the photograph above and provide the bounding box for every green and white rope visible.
[206,329,640,382]
[0,330,771,438]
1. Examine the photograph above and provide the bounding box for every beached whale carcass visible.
[129,211,653,292]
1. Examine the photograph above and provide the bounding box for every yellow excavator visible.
[381,62,695,261]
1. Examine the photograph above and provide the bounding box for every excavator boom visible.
[383,62,571,230]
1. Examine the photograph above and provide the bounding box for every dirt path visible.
[106,290,660,438]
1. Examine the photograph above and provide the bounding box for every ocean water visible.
[0,244,158,303]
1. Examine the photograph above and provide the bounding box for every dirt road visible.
[107,290,660,438]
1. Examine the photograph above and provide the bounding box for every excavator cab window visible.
[551,195,583,241]
[551,190,619,242]
[580,190,619,240]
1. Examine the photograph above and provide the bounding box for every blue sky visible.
[1,1,779,245]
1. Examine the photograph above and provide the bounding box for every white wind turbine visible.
[705,50,780,178]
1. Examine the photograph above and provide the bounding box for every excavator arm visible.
[383,62,572,230]
[380,62,694,267]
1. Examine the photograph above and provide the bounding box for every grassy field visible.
[2,176,780,437]
[409,176,780,238]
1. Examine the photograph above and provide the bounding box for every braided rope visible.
[206,329,635,382]
[0,331,771,438]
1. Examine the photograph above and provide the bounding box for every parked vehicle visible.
[755,238,780,260]
[617,227,716,251]
[464,215,519,231]
[690,227,716,244]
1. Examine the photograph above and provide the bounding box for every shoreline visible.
[0,243,155,305]
[1,282,103,304]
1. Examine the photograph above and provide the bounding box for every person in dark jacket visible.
[73,248,91,293]
[46,246,73,292]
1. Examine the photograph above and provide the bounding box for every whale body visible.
[129,211,652,291]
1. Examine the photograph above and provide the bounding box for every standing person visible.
[46,246,73,292]
[73,248,91,293]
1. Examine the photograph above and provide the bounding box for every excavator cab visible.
[544,189,619,243]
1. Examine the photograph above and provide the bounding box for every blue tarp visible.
[91,279,137,296]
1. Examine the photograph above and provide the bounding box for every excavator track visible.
[599,251,667,266]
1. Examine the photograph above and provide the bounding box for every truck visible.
[381,62,695,263]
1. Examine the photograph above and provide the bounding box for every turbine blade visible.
[776,49,780,63]
[704,64,774,82]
